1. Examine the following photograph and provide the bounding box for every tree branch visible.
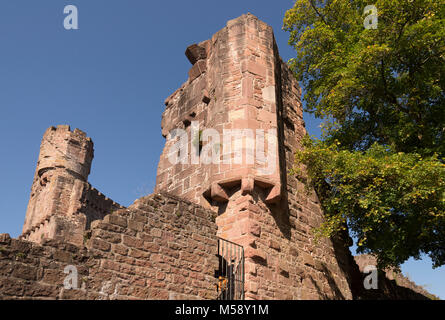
[380,58,409,115]
[309,0,331,28]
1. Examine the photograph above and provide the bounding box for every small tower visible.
[22,125,94,245]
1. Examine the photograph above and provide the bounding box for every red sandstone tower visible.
[156,13,355,299]
[22,125,122,246]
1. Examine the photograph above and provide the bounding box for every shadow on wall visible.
[308,263,345,300]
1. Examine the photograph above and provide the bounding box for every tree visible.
[283,0,445,268]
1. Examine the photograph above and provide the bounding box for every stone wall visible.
[0,193,218,300]
[82,184,123,229]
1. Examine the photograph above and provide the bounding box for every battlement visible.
[87,184,123,210]
[46,125,92,142]
[83,183,124,229]
[37,125,94,181]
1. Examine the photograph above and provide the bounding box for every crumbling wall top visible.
[37,125,94,181]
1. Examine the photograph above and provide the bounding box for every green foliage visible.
[83,231,91,245]
[15,252,27,260]
[284,0,445,268]
[292,138,445,267]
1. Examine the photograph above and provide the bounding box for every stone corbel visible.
[252,177,281,204]
[203,177,242,203]
[203,176,281,204]
[210,182,229,202]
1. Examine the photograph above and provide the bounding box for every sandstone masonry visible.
[0,14,436,301]
[1,194,218,300]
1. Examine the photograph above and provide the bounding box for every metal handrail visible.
[216,237,245,300]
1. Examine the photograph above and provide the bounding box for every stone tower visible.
[156,14,357,299]
[22,125,122,246]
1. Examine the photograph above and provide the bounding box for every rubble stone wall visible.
[0,193,218,300]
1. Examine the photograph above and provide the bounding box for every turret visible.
[22,125,94,244]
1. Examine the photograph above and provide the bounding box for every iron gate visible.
[215,237,244,300]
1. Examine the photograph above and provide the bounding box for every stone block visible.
[185,44,207,65]
[189,60,207,82]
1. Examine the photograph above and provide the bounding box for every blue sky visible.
[0,1,443,298]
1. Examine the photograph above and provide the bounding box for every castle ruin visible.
[0,14,434,300]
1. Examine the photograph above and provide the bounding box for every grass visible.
[15,252,26,259]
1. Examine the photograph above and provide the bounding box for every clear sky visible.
[0,1,443,299]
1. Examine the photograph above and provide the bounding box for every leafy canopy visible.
[284,0,445,268]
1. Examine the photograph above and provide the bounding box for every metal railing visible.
[216,237,245,300]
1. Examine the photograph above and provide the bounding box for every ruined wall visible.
[353,255,438,300]
[155,13,356,300]
[21,125,123,246]
[0,193,218,300]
